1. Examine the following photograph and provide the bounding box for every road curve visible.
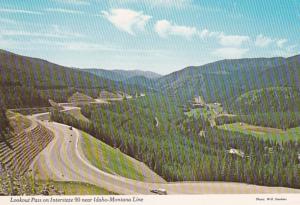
[30,111,300,195]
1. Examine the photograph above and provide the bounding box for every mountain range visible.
[0,49,299,111]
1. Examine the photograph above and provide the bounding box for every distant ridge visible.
[83,68,162,81]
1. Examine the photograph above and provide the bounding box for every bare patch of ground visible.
[237,123,285,134]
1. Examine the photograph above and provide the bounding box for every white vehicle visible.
[150,188,167,195]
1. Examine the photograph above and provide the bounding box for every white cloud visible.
[142,0,191,7]
[255,34,289,49]
[198,29,219,38]
[255,34,273,47]
[54,41,114,51]
[0,18,17,25]
[155,23,249,46]
[155,20,198,38]
[0,8,42,15]
[54,0,90,5]
[1,30,58,38]
[217,33,250,47]
[101,9,151,35]
[109,0,191,8]
[212,47,249,59]
[276,39,288,48]
[49,24,85,38]
[25,39,166,54]
[0,26,84,39]
[0,35,17,48]
[46,8,83,14]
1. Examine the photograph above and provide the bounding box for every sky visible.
[0,0,299,74]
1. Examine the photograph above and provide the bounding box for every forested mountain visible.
[0,50,145,108]
[0,50,113,89]
[232,87,300,114]
[156,55,300,106]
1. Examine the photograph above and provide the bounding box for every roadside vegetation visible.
[0,107,12,143]
[37,180,114,195]
[64,108,90,123]
[8,112,32,134]
[80,132,145,181]
[0,166,63,196]
[0,165,111,195]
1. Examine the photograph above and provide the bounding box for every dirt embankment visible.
[0,115,54,174]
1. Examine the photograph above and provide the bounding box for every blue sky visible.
[0,0,299,74]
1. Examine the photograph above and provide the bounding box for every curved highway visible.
[30,110,300,195]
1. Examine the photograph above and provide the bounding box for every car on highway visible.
[150,188,167,195]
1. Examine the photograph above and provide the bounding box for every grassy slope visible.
[64,109,90,123]
[218,122,300,141]
[38,180,114,195]
[6,111,32,136]
[80,132,145,181]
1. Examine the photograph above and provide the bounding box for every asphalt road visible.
[30,111,300,195]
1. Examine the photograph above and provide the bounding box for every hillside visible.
[0,50,144,108]
[0,50,114,89]
[231,87,300,114]
[157,55,300,106]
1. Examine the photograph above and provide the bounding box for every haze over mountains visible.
[84,68,161,82]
